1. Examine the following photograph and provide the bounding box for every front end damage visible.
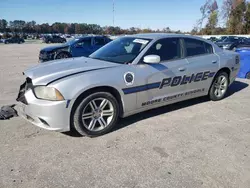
[16,77,71,132]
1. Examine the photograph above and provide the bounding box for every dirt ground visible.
[0,43,250,188]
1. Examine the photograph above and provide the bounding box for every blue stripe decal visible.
[122,82,161,95]
[209,72,215,77]
[66,100,71,108]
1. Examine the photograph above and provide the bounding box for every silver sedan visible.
[17,33,240,136]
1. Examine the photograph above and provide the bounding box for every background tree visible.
[0,19,8,32]
[244,2,250,33]
[197,0,212,33]
[205,11,219,34]
[227,0,246,34]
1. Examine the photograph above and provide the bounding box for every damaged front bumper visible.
[16,79,71,132]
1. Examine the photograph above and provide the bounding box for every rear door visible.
[183,38,219,94]
[136,37,190,109]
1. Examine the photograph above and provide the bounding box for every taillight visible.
[236,56,240,64]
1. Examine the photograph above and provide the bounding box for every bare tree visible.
[221,0,244,23]
[197,0,212,33]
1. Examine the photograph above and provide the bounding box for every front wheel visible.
[209,72,229,101]
[72,92,119,137]
[55,52,71,60]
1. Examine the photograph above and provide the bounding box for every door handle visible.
[212,61,217,64]
[178,67,186,72]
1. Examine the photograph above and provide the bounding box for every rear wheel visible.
[72,92,119,137]
[209,72,229,101]
[246,72,250,79]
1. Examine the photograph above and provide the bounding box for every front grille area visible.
[39,51,48,60]
[16,77,33,105]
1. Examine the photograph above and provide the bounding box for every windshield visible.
[89,37,151,64]
[223,37,238,42]
[65,38,80,45]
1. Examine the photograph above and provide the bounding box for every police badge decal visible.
[124,72,135,86]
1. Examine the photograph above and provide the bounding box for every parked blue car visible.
[236,47,250,79]
[39,36,112,62]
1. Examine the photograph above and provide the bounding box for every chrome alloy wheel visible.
[213,75,228,97]
[81,98,114,131]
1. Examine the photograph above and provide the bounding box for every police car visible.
[17,33,240,136]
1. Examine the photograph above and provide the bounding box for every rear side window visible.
[184,38,213,57]
[94,37,106,45]
[204,42,213,54]
[76,38,91,47]
[144,38,181,62]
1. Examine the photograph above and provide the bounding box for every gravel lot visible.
[0,44,250,188]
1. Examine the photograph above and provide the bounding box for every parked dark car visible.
[216,36,229,43]
[39,36,112,62]
[232,38,250,49]
[42,35,66,44]
[4,37,25,44]
[207,37,218,42]
[215,36,246,50]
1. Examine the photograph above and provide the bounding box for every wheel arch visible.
[70,86,124,128]
[216,67,231,82]
[209,67,231,93]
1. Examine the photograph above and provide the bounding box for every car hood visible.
[24,57,120,85]
[41,44,69,52]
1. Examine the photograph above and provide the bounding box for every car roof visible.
[127,33,222,53]
[130,33,206,41]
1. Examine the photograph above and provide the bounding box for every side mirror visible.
[143,55,160,64]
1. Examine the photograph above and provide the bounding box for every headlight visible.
[34,86,64,101]
[223,44,230,48]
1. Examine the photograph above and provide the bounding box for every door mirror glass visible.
[143,55,161,64]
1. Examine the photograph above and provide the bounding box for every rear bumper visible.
[17,88,71,132]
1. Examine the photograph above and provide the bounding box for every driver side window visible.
[144,38,181,62]
[76,38,92,47]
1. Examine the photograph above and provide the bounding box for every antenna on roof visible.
[113,0,115,27]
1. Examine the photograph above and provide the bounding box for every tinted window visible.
[145,38,181,61]
[76,38,91,47]
[94,37,106,45]
[184,38,209,57]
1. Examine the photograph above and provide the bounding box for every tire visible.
[246,72,250,79]
[209,71,229,101]
[72,92,119,137]
[55,52,71,60]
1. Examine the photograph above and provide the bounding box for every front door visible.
[135,38,190,109]
[71,37,93,57]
